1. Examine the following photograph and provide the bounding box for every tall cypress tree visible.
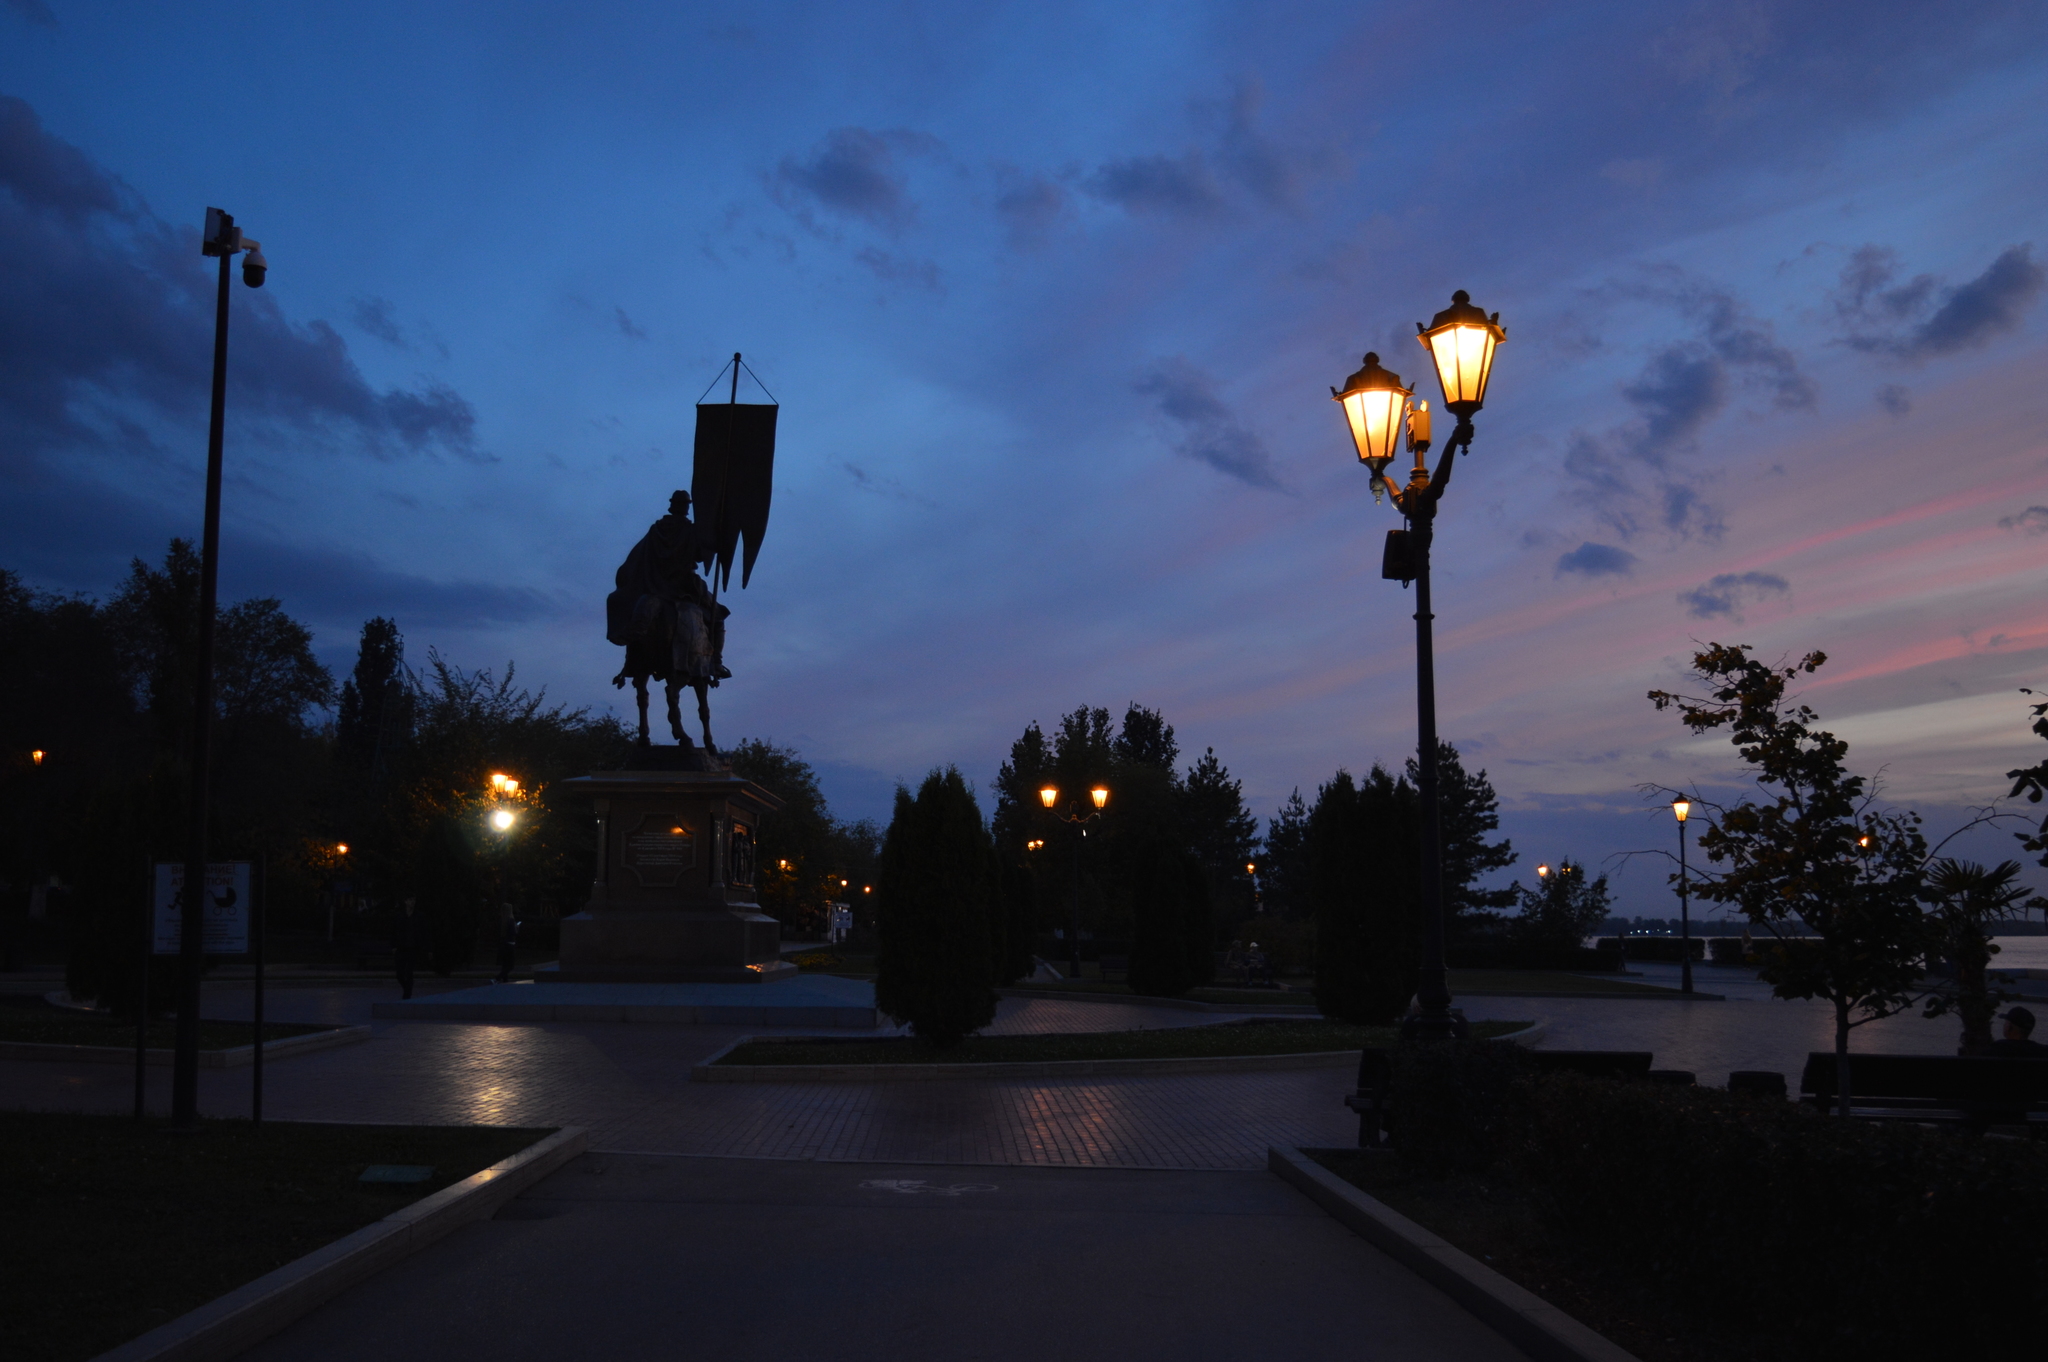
[1309,766,1422,1023]
[874,767,999,1047]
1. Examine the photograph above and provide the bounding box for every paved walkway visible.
[237,1153,1527,1362]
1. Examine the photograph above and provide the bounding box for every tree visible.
[1508,859,1610,953]
[337,617,410,778]
[1260,789,1310,919]
[1406,741,1515,939]
[1922,859,2032,1053]
[1113,704,1178,772]
[2006,689,2048,878]
[1309,766,1422,1023]
[1649,645,1934,1113]
[1183,746,1258,914]
[874,767,999,1047]
[1128,837,1212,997]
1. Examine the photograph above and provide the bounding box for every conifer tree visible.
[875,767,999,1047]
[1309,766,1422,1023]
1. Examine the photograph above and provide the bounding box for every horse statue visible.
[608,489,728,751]
[606,356,776,756]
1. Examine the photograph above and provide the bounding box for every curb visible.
[1267,1145,1641,1362]
[997,987,1319,1014]
[1455,989,1723,1001]
[690,1021,1548,1082]
[371,999,878,1028]
[0,1025,371,1069]
[89,1126,589,1362]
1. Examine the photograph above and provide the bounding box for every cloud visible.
[351,296,405,347]
[3,0,56,29]
[0,95,478,469]
[1679,571,1789,619]
[853,247,941,290]
[1836,243,2046,359]
[1876,383,1911,416]
[1555,542,1637,577]
[613,306,647,340]
[1134,358,1282,490]
[1211,80,1310,208]
[1999,506,2048,536]
[771,127,938,232]
[1085,152,1224,219]
[992,171,1068,250]
[840,459,933,506]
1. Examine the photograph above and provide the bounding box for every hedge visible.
[1387,1044,2048,1358]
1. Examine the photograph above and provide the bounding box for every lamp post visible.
[1039,783,1110,980]
[1333,290,1505,1042]
[1673,799,1693,995]
[171,209,269,1127]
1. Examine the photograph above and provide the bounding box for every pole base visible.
[1401,1008,1471,1042]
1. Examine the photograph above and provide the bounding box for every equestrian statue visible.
[607,353,777,752]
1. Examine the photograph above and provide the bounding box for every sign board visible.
[153,862,252,955]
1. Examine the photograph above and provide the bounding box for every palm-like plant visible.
[1923,858,2033,1053]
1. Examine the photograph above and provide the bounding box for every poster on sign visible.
[153,862,252,955]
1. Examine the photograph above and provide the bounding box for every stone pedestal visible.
[551,755,795,984]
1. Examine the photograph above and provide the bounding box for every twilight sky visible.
[5,0,2047,913]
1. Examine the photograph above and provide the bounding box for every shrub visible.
[873,768,998,1048]
[1309,767,1421,1023]
[1129,841,1212,997]
[1387,1039,1531,1177]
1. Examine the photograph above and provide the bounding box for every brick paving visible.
[0,984,1356,1169]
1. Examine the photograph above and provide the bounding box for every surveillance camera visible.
[241,248,267,288]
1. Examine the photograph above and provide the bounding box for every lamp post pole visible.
[172,210,267,1127]
[1039,784,1109,980]
[1331,291,1504,1044]
[1674,799,1693,995]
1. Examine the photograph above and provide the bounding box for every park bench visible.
[1098,955,1129,984]
[1344,1048,1657,1146]
[1797,1053,2048,1131]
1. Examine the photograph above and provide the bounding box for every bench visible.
[1797,1053,2048,1131]
[1097,955,1128,983]
[1344,1048,1658,1146]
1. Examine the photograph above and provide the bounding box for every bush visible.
[873,768,998,1048]
[1388,1043,2048,1359]
[1707,936,1749,964]
[1309,767,1421,1023]
[1128,842,1212,997]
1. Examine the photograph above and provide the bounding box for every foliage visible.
[1127,839,1213,997]
[874,767,999,1047]
[1405,741,1516,937]
[1507,858,1610,953]
[1308,766,1421,1023]
[1387,1037,1530,1176]
[1921,858,2031,1052]
[727,739,878,937]
[2007,688,2048,878]
[1505,1070,2048,1361]
[335,616,410,779]
[1649,644,1934,1108]
[1260,788,1310,917]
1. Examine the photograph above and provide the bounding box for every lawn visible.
[715,1017,1532,1066]
[0,994,331,1049]
[1310,1149,1757,1362]
[1,1112,553,1362]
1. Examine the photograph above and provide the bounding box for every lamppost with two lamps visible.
[1331,290,1505,1041]
[1038,783,1109,980]
[1673,798,1694,996]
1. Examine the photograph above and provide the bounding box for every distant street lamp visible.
[1673,799,1694,995]
[1040,783,1110,980]
[171,208,269,1128]
[1333,290,1505,1042]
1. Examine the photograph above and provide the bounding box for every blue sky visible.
[5,0,2048,912]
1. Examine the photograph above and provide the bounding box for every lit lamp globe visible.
[1672,799,1690,823]
[1415,290,1506,417]
[1089,786,1109,810]
[1330,352,1412,493]
[1039,785,1060,809]
[490,809,516,832]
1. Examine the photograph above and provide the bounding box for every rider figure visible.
[641,490,730,679]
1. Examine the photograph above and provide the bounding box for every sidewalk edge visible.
[88,1126,589,1362]
[1266,1144,1641,1362]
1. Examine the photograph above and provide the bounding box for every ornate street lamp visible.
[1040,783,1110,979]
[1332,290,1506,1042]
[1673,798,1694,995]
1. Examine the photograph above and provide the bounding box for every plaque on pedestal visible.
[551,752,794,983]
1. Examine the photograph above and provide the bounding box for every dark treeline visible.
[0,545,877,1005]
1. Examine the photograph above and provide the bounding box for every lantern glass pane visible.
[1427,324,1498,410]
[1341,387,1406,465]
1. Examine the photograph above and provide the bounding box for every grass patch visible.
[1,1111,552,1362]
[716,1018,1532,1066]
[1446,969,1690,996]
[1308,1149,1743,1362]
[1003,978,1318,1005]
[0,995,330,1050]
